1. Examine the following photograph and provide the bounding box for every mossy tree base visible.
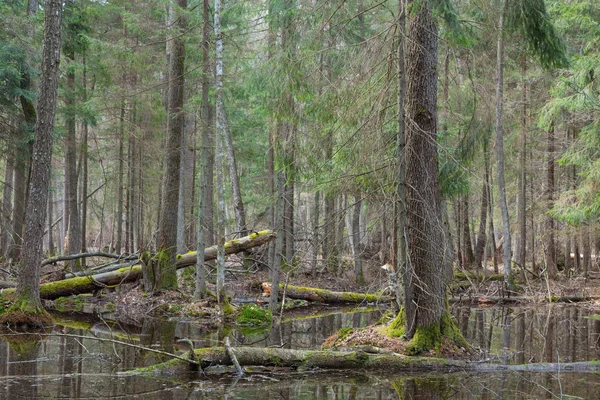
[0,297,52,329]
[377,307,469,356]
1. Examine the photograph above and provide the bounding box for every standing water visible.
[1,304,600,399]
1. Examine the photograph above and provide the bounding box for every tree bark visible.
[214,0,228,310]
[156,0,187,292]
[12,0,62,315]
[195,0,212,300]
[403,0,445,339]
[396,0,408,313]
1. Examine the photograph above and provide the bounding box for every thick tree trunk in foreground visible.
[1,231,275,301]
[402,0,445,341]
[155,0,187,292]
[6,0,62,321]
[262,283,392,304]
[137,346,600,376]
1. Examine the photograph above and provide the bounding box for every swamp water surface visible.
[1,304,600,399]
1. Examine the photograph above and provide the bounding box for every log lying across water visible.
[262,283,393,304]
[0,230,275,300]
[133,346,600,376]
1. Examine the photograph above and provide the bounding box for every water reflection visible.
[452,304,600,363]
[0,304,599,398]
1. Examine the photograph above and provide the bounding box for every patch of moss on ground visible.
[53,296,87,312]
[235,304,272,326]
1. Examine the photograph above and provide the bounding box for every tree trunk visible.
[9,0,62,321]
[214,0,228,311]
[545,126,557,278]
[8,143,27,261]
[461,195,475,268]
[474,154,489,270]
[47,175,55,255]
[352,196,363,285]
[80,52,89,261]
[311,191,320,278]
[195,0,212,300]
[402,0,445,343]
[1,153,14,257]
[222,105,247,237]
[64,9,81,269]
[155,0,186,292]
[116,99,125,254]
[495,0,514,290]
[515,53,527,281]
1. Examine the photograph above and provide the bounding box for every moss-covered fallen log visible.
[263,283,392,304]
[132,346,600,376]
[176,230,276,268]
[0,230,275,301]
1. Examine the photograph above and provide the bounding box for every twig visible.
[225,337,243,377]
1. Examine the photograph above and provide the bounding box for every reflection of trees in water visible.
[6,338,40,400]
[453,305,600,364]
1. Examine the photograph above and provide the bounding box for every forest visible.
[0,0,600,398]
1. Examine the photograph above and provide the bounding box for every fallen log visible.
[450,294,599,306]
[0,230,275,301]
[41,252,138,267]
[132,346,600,376]
[0,281,15,289]
[262,283,392,304]
[63,230,276,280]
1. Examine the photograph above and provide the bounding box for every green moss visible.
[153,250,178,290]
[0,297,52,328]
[236,304,272,326]
[337,327,353,341]
[404,311,469,355]
[379,307,405,338]
[405,323,442,355]
[222,300,235,317]
[53,296,85,312]
[585,315,600,320]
